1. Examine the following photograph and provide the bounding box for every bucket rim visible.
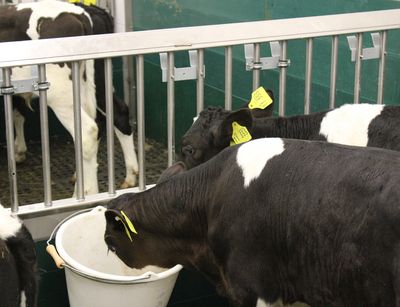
[55,207,183,283]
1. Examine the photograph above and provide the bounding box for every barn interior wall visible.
[132,0,400,145]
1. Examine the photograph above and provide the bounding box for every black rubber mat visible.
[0,134,168,208]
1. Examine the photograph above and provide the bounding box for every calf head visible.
[104,200,178,270]
[180,107,253,169]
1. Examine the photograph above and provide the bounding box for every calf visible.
[105,137,400,307]
[0,205,37,307]
[0,0,138,194]
[178,103,400,170]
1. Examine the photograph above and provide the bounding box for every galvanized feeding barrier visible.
[0,9,398,224]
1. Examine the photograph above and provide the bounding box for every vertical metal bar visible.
[123,0,136,126]
[123,56,135,117]
[105,58,115,195]
[2,68,18,212]
[252,43,261,91]
[136,55,146,191]
[71,61,84,200]
[377,31,387,105]
[353,33,363,104]
[167,52,175,167]
[129,57,138,128]
[279,41,288,116]
[329,35,339,109]
[38,64,52,207]
[304,38,313,115]
[224,46,233,110]
[196,49,205,114]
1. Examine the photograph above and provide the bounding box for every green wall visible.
[131,0,400,145]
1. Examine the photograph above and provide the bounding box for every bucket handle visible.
[46,244,65,269]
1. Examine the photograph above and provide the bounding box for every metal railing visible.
[1,9,399,217]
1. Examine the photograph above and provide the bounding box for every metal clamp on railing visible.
[159,50,205,82]
[33,81,51,91]
[0,85,15,95]
[278,59,291,68]
[347,32,382,62]
[0,66,40,95]
[245,42,285,70]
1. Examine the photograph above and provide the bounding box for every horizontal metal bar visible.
[12,185,155,218]
[1,9,400,67]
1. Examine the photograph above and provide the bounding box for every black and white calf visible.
[0,0,138,194]
[0,205,37,307]
[178,103,400,170]
[105,138,400,307]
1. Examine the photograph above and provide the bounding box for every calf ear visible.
[248,89,275,118]
[105,209,125,231]
[158,162,187,184]
[212,109,253,146]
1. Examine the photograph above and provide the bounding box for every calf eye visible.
[182,144,194,156]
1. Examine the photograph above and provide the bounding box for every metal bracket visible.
[245,42,289,70]
[0,66,40,95]
[0,86,15,95]
[347,32,381,62]
[159,50,205,82]
[33,81,50,91]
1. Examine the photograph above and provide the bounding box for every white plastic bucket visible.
[53,206,182,307]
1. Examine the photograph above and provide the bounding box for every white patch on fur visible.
[20,291,26,307]
[319,104,384,146]
[17,0,91,40]
[13,61,99,196]
[14,109,27,162]
[0,205,21,240]
[114,129,138,188]
[236,138,285,188]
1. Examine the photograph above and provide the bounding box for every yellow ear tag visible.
[121,211,138,235]
[248,86,273,110]
[115,216,133,242]
[115,211,138,242]
[69,0,96,5]
[231,121,252,145]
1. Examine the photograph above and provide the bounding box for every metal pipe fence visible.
[1,9,400,216]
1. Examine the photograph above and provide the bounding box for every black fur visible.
[0,220,37,307]
[5,224,38,307]
[0,239,20,307]
[179,104,400,170]
[106,138,400,306]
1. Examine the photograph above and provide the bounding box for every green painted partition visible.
[131,0,400,145]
